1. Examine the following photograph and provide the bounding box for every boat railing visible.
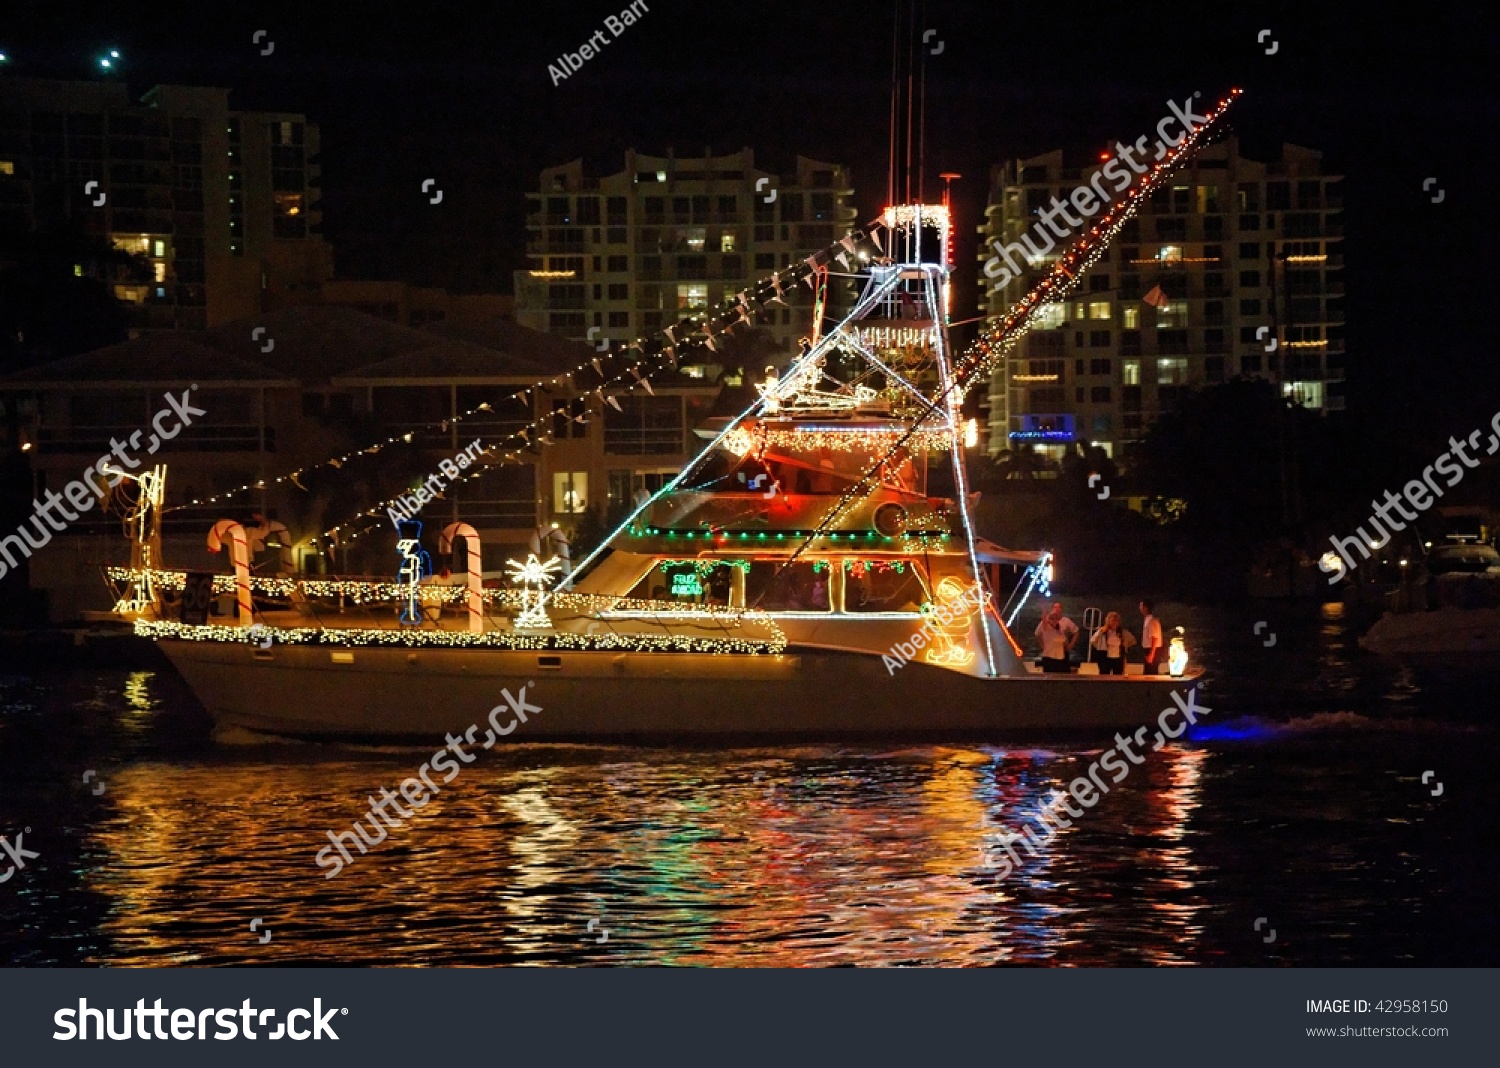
[106,566,787,651]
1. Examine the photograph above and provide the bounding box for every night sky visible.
[5,1,1498,445]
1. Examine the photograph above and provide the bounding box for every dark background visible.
[4,0,1496,445]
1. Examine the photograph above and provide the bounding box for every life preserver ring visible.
[873,503,906,537]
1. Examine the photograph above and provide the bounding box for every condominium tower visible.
[515,149,857,361]
[978,136,1345,461]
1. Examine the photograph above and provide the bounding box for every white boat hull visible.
[156,639,1207,740]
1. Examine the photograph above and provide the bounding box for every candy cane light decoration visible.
[440,522,484,634]
[207,520,253,626]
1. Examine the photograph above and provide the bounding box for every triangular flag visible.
[736,305,752,325]
[871,229,884,253]
[803,273,817,289]
[1142,285,1168,308]
[805,253,820,272]
[640,379,655,396]
[664,346,678,367]
[770,276,786,304]
[591,358,603,376]
[605,394,623,412]
[835,251,850,269]
[839,235,856,254]
[704,335,718,352]
[664,325,675,343]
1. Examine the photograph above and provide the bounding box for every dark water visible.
[1,599,1496,966]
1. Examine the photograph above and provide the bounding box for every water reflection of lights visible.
[69,742,1221,966]
[498,780,581,950]
[1139,746,1209,963]
[119,671,157,738]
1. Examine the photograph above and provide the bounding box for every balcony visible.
[449,497,538,529]
[38,424,266,453]
[603,428,685,455]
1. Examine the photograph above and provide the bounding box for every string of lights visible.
[107,565,788,652]
[134,618,786,655]
[316,227,897,546]
[958,88,1244,382]
[169,225,878,524]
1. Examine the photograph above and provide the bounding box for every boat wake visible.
[1186,710,1481,742]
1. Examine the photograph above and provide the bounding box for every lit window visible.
[153,239,165,258]
[676,283,707,310]
[1155,302,1188,328]
[1088,301,1111,320]
[73,264,82,277]
[1158,245,1183,263]
[655,170,667,182]
[1284,381,1324,408]
[1157,357,1188,385]
[720,233,736,253]
[1122,307,1139,329]
[0,161,13,175]
[275,192,303,217]
[1123,360,1140,386]
[683,227,706,252]
[553,471,588,515]
[1072,302,1086,319]
[153,262,166,282]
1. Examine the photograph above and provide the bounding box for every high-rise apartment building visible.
[0,77,332,333]
[978,136,1344,461]
[515,149,857,361]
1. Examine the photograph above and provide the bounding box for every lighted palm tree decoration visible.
[506,553,564,629]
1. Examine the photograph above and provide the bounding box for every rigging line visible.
[905,0,916,204]
[917,0,926,204]
[563,254,901,589]
[888,0,899,207]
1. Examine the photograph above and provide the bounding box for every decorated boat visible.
[104,182,1229,739]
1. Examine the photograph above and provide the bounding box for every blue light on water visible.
[1186,719,1278,742]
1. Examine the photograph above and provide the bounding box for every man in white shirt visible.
[1139,599,1164,674]
[1034,602,1079,673]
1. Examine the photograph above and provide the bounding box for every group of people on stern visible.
[1033,600,1166,675]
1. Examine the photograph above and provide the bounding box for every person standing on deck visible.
[1034,602,1078,673]
[1139,599,1164,674]
[1089,611,1135,675]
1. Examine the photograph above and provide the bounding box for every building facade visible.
[0,76,332,334]
[515,148,858,360]
[978,137,1345,462]
[2,306,721,620]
